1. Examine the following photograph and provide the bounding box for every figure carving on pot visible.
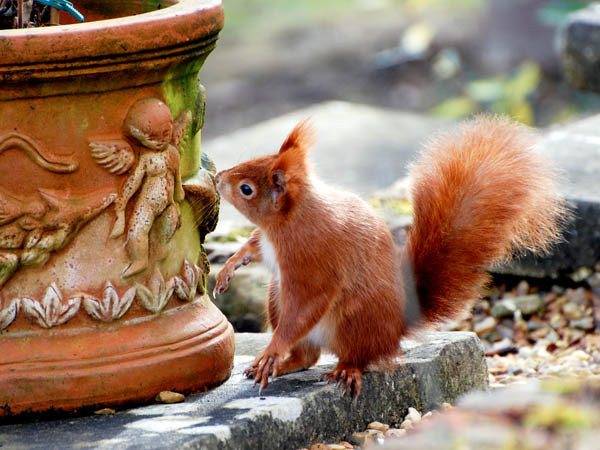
[90,97,191,278]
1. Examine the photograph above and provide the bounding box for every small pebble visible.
[474,316,497,335]
[549,313,568,330]
[339,442,354,449]
[491,299,516,318]
[367,421,390,432]
[570,317,595,331]
[530,327,549,340]
[486,338,518,357]
[93,408,116,415]
[406,407,422,423]
[571,350,591,361]
[569,267,592,283]
[496,323,515,340]
[442,402,453,410]
[400,419,413,430]
[327,445,346,450]
[351,431,373,447]
[310,445,330,450]
[562,303,585,320]
[384,428,407,438]
[512,294,544,315]
[423,411,433,419]
[516,280,530,296]
[155,391,185,404]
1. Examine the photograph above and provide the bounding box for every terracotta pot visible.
[0,0,233,416]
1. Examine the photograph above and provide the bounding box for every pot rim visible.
[0,0,223,66]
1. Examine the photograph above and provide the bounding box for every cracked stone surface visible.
[0,332,487,450]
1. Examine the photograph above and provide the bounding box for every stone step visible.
[0,332,487,450]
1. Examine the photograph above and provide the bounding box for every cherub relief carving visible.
[90,97,191,277]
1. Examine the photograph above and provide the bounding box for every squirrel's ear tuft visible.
[278,118,315,156]
[272,118,315,175]
[269,119,314,211]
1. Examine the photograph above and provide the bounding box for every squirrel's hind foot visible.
[322,364,363,398]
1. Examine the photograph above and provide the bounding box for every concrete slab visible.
[0,332,487,450]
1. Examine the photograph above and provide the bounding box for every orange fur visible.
[406,116,566,324]
[214,116,567,397]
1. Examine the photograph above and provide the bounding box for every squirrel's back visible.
[405,115,567,325]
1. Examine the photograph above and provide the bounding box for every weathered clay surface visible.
[0,332,487,449]
[0,0,224,314]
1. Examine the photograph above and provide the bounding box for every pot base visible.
[0,296,234,416]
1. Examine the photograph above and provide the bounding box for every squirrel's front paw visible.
[213,266,234,297]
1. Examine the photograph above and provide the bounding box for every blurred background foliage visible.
[201,0,600,138]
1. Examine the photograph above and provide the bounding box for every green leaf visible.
[509,100,535,125]
[430,96,477,119]
[466,78,506,102]
[506,62,541,101]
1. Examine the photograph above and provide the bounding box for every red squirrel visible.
[213,115,566,397]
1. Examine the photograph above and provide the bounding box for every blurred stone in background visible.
[201,0,600,141]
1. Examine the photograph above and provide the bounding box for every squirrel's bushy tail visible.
[405,115,567,324]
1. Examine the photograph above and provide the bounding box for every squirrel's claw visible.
[256,355,277,394]
[212,283,227,298]
[247,349,281,395]
[213,267,235,297]
[322,365,363,398]
[213,283,227,297]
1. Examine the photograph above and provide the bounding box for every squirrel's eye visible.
[239,184,254,197]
